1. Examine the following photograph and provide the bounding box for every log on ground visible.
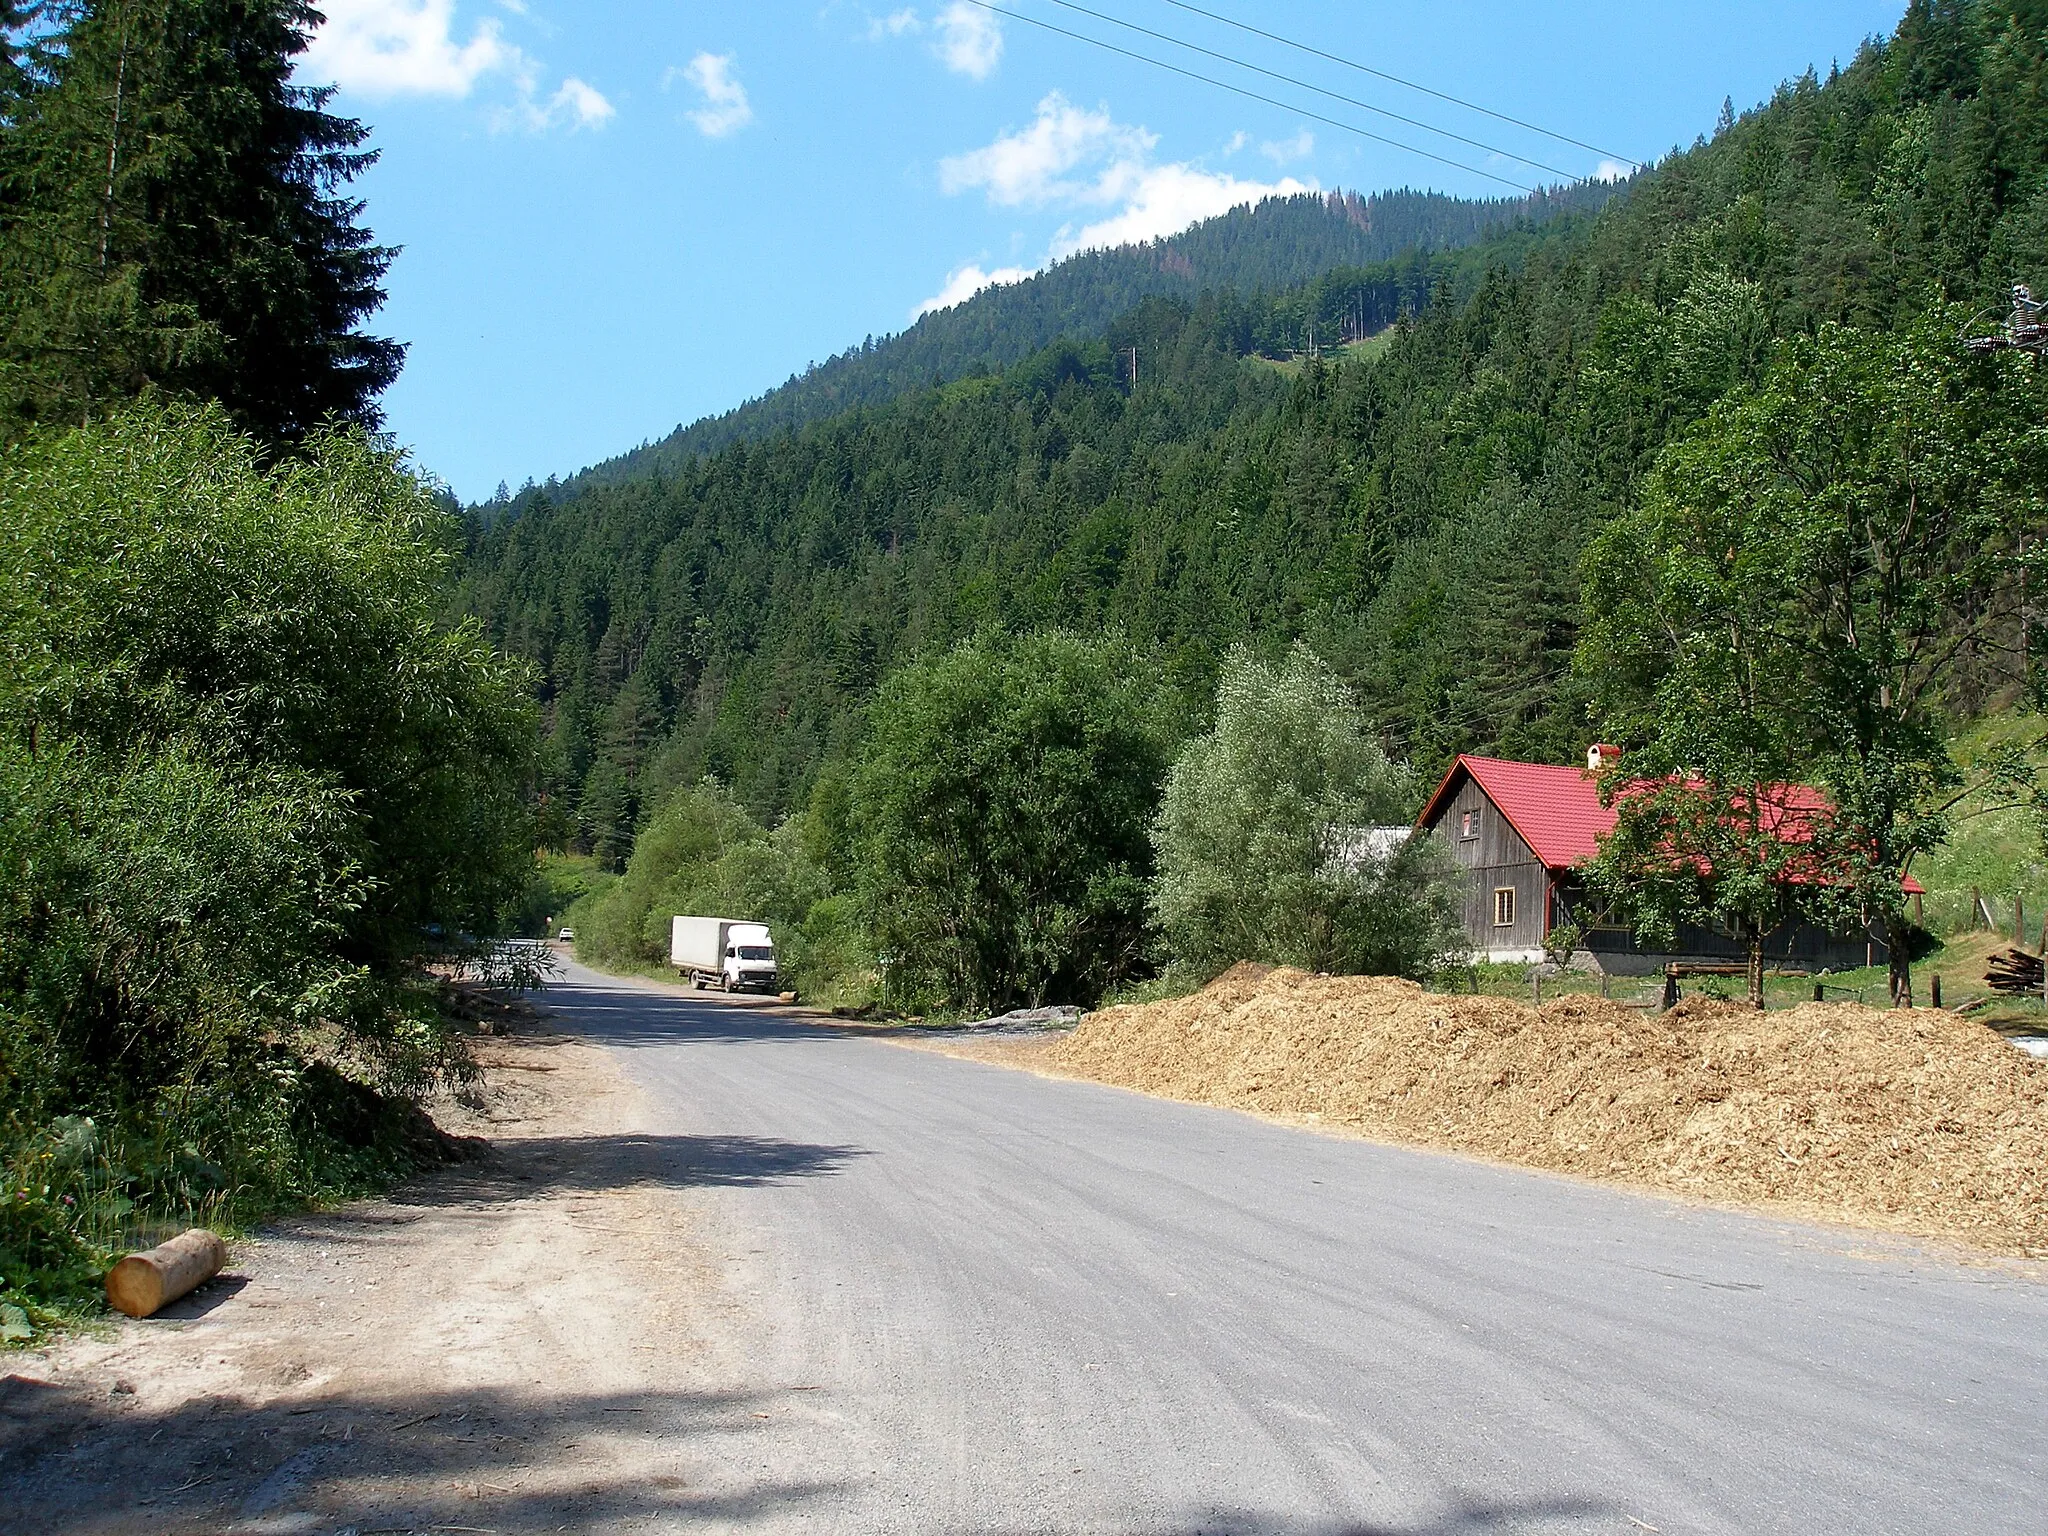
[105,1229,228,1319]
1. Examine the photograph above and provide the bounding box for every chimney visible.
[1587,743,1623,773]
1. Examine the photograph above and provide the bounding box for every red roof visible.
[1416,754,1923,893]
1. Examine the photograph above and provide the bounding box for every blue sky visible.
[302,1,1909,500]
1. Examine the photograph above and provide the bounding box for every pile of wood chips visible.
[1044,964,2048,1257]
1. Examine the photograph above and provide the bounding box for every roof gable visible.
[1417,756,1613,870]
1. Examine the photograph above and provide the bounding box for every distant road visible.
[548,957,2048,1535]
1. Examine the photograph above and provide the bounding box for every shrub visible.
[0,401,537,1323]
[1152,644,1465,981]
[850,630,1172,1013]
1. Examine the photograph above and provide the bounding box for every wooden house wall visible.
[1553,879,1889,974]
[1428,776,1549,955]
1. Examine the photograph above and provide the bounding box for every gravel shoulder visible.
[0,1012,770,1535]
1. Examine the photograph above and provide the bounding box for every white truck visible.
[670,916,780,993]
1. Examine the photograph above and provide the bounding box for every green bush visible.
[1152,644,1465,982]
[850,629,1173,1013]
[0,401,538,1325]
[567,779,859,999]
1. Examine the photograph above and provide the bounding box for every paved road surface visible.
[547,959,2047,1535]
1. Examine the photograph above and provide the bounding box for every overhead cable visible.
[1157,0,1642,169]
[1033,0,1580,181]
[955,0,1537,193]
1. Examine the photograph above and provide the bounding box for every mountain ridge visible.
[525,181,1624,501]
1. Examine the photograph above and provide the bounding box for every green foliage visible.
[1584,310,2048,999]
[569,184,1620,489]
[1151,645,1464,981]
[850,630,1173,1013]
[509,852,608,938]
[0,0,401,441]
[1916,714,2048,934]
[0,400,537,1322]
[465,3,2048,844]
[566,779,857,999]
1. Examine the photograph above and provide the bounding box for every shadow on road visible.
[0,1377,845,1534]
[539,982,851,1049]
[389,1131,868,1207]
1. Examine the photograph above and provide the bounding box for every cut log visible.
[105,1229,227,1319]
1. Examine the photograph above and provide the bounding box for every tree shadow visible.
[0,1378,845,1534]
[387,1132,868,1207]
[536,983,853,1050]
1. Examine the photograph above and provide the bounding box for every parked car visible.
[557,927,575,943]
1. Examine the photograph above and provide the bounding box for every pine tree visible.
[0,0,402,441]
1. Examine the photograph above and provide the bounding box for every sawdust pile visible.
[1044,965,2048,1256]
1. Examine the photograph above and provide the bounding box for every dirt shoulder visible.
[906,965,2048,1263]
[0,1011,750,1535]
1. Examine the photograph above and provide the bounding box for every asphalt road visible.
[547,957,2048,1536]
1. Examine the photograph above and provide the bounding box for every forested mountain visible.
[560,183,1622,492]
[462,0,2048,867]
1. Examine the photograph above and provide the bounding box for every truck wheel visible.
[691,975,704,990]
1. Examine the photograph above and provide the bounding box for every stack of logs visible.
[1984,947,2046,995]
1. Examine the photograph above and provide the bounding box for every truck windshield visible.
[737,946,775,961]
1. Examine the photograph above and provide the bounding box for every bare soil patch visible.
[934,964,2048,1258]
[0,1011,775,1534]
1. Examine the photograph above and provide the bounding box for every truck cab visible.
[722,924,779,992]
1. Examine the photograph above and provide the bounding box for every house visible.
[1414,747,1921,973]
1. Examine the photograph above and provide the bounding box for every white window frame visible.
[1493,887,1517,928]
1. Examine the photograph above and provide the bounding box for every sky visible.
[300,0,1910,500]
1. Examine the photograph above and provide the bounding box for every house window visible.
[1493,888,1517,928]
[1460,809,1480,839]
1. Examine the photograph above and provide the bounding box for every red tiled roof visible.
[1419,756,1615,870]
[1416,754,1925,893]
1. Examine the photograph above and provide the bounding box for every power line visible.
[956,0,1536,192]
[1157,0,1642,170]
[1033,0,1580,181]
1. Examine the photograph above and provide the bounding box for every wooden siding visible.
[1427,773,1549,956]
[1554,878,1890,975]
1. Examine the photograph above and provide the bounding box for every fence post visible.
[1931,974,1943,1010]
[1662,967,1679,1011]
[1813,980,1825,1003]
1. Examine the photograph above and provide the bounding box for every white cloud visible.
[939,92,1155,208]
[305,0,519,97]
[868,7,921,38]
[928,94,1312,316]
[914,263,1032,318]
[1222,130,1249,156]
[1594,158,1633,182]
[545,77,614,130]
[1051,164,1311,258]
[677,52,753,138]
[934,1,1002,80]
[1261,129,1314,165]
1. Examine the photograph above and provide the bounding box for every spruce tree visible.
[0,0,402,441]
